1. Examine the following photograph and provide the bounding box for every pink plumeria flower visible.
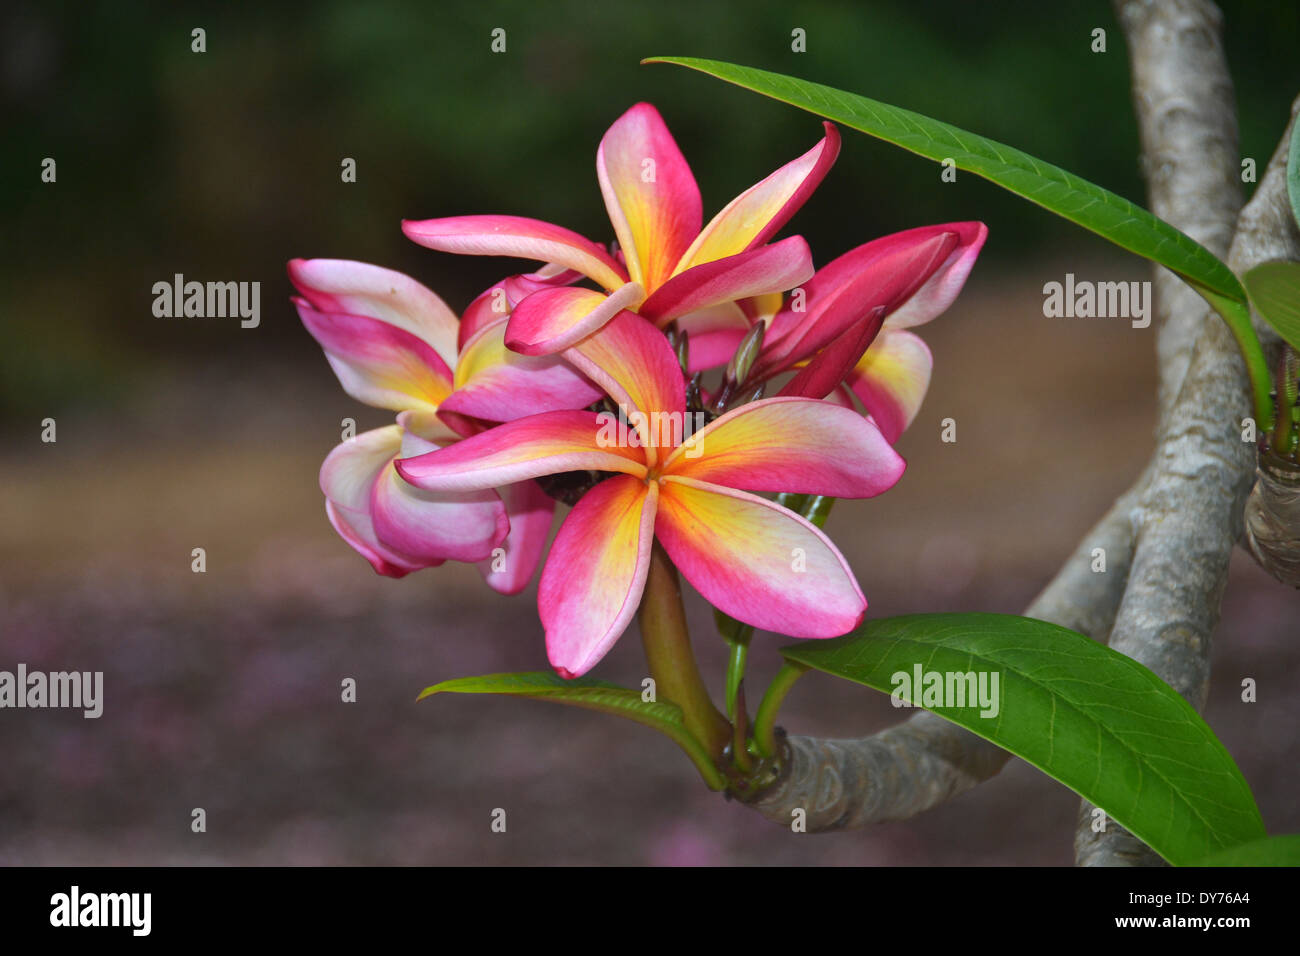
[396,310,905,678]
[316,418,506,578]
[289,258,600,592]
[438,265,604,428]
[401,103,840,356]
[697,222,988,443]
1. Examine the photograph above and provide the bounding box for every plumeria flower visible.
[289,258,601,592]
[702,222,988,442]
[402,103,840,356]
[396,309,905,678]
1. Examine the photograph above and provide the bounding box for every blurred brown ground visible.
[1,254,1296,865]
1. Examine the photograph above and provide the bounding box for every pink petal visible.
[321,425,404,513]
[370,462,508,565]
[459,264,582,350]
[397,426,443,458]
[755,227,961,380]
[824,384,858,409]
[656,477,866,638]
[676,122,841,269]
[673,300,751,336]
[739,291,786,325]
[664,396,905,497]
[288,259,461,373]
[504,281,644,356]
[596,103,702,293]
[883,221,987,329]
[327,500,431,578]
[563,311,686,467]
[435,408,490,440]
[478,480,556,595]
[541,475,658,678]
[441,317,602,422]
[638,236,814,324]
[686,329,749,374]
[846,329,933,443]
[396,409,647,492]
[319,426,434,577]
[401,215,628,291]
[396,408,462,446]
[295,299,454,414]
[777,308,884,400]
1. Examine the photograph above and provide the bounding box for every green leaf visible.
[643,57,1275,431]
[419,671,726,788]
[1191,834,1300,867]
[1287,118,1300,234]
[1244,260,1300,352]
[647,57,1240,302]
[779,613,1265,866]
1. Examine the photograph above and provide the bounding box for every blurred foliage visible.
[1,0,1296,420]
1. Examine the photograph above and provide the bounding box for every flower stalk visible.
[752,661,809,759]
[721,622,751,721]
[638,541,732,758]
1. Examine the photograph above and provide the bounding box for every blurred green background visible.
[3,0,1296,422]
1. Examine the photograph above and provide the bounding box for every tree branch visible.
[1076,95,1300,864]
[1075,0,1241,867]
[1115,0,1243,429]
[1241,96,1300,587]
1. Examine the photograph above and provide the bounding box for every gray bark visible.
[1115,0,1243,430]
[1077,96,1300,866]
[1245,456,1300,588]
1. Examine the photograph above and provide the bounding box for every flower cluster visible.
[290,103,985,678]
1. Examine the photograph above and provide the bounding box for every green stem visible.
[639,541,732,759]
[752,661,809,759]
[774,492,835,529]
[775,491,809,514]
[731,679,754,773]
[1210,293,1275,434]
[1241,329,1277,436]
[802,494,835,529]
[719,616,753,720]
[663,724,730,791]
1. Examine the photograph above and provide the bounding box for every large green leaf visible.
[1243,260,1300,353]
[419,671,725,788]
[780,613,1265,866]
[1191,834,1300,867]
[644,57,1274,430]
[647,57,1240,303]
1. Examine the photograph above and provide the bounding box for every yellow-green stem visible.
[639,541,731,758]
[752,661,809,759]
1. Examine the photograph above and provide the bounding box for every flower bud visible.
[724,322,766,388]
